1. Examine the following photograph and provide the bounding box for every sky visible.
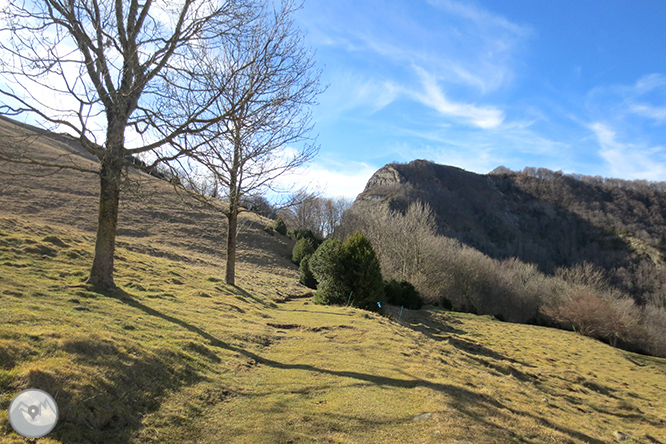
[283,0,666,199]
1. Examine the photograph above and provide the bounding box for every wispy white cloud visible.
[315,69,399,123]
[634,73,666,93]
[426,0,532,37]
[274,159,378,199]
[395,120,574,176]
[629,103,666,123]
[590,122,666,180]
[411,67,505,129]
[300,0,530,117]
[588,74,666,122]
[583,74,666,179]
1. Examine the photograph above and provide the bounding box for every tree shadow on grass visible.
[34,314,206,443]
[397,309,467,338]
[100,287,606,444]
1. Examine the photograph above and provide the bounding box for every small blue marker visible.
[377,302,381,308]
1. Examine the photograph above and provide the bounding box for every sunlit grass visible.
[1,215,665,443]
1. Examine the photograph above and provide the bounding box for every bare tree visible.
[345,201,437,283]
[280,190,322,236]
[279,192,351,238]
[175,0,322,285]
[0,0,254,288]
[322,196,351,237]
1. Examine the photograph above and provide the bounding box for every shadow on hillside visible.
[233,286,279,309]
[396,310,532,367]
[280,308,355,317]
[397,310,467,338]
[100,288,606,444]
[42,294,207,443]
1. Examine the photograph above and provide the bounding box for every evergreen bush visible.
[299,255,317,289]
[291,228,322,247]
[274,217,287,235]
[310,238,349,305]
[310,232,385,311]
[342,232,385,311]
[292,237,316,265]
[384,279,423,310]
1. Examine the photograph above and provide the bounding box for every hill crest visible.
[353,159,666,306]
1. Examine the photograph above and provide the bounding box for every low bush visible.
[310,232,384,311]
[291,228,322,247]
[292,238,316,265]
[343,232,385,311]
[299,255,317,289]
[384,279,423,310]
[274,217,287,236]
[310,238,349,305]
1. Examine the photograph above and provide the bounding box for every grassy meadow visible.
[0,215,665,443]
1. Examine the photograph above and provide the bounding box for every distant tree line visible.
[490,166,666,309]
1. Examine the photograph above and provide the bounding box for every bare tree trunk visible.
[87,157,122,288]
[225,209,238,286]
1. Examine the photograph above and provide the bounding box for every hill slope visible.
[1,217,665,443]
[0,115,296,279]
[352,159,666,306]
[0,120,665,443]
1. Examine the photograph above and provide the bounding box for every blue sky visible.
[286,0,666,198]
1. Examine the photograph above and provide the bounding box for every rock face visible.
[348,159,640,278]
[354,164,406,203]
[364,164,405,189]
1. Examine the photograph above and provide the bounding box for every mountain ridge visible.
[352,159,666,306]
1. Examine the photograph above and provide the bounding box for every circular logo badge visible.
[8,389,59,438]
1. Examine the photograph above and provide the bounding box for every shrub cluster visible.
[309,232,385,311]
[298,255,317,289]
[274,217,287,236]
[290,228,322,247]
[292,237,316,265]
[291,233,320,289]
[384,279,423,310]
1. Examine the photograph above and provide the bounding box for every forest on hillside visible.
[492,166,666,308]
[352,160,666,310]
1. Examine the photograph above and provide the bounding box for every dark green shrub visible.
[342,232,385,311]
[291,228,322,247]
[310,238,350,305]
[310,232,385,311]
[384,279,423,310]
[274,217,287,236]
[439,297,453,310]
[292,238,316,265]
[299,255,317,289]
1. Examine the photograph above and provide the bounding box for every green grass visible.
[0,215,665,443]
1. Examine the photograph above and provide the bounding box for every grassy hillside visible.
[0,216,665,443]
[0,118,665,443]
